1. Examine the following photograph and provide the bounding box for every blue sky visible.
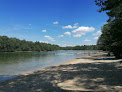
[0,0,108,46]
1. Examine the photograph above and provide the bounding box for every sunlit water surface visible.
[0,51,97,82]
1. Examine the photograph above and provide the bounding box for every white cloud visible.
[29,24,32,26]
[84,39,91,42]
[53,21,58,24]
[58,35,64,37]
[44,35,55,41]
[73,34,82,37]
[62,25,77,29]
[72,26,77,28]
[72,26,95,38]
[73,33,85,37]
[42,30,46,32]
[94,37,99,40]
[64,32,71,35]
[62,25,72,29]
[72,26,95,33]
[92,30,102,35]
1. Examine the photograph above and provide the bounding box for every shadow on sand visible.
[0,59,122,92]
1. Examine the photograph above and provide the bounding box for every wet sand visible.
[0,52,122,92]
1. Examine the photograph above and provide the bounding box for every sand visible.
[0,52,122,92]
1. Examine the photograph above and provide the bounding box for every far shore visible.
[0,50,102,53]
[0,51,122,92]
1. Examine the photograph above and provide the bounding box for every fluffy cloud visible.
[53,21,58,24]
[62,25,72,29]
[72,26,95,38]
[73,33,85,37]
[84,39,91,41]
[64,32,71,35]
[73,34,82,37]
[72,26,77,28]
[94,37,99,40]
[72,26,95,33]
[58,35,64,37]
[62,25,77,29]
[92,30,102,35]
[44,35,55,41]
[42,30,46,32]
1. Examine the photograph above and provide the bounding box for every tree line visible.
[0,36,60,52]
[95,0,122,58]
[0,36,100,52]
[61,45,99,50]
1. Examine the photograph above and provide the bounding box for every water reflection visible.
[0,51,96,76]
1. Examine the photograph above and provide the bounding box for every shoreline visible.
[0,50,102,53]
[0,52,122,91]
[21,51,104,75]
[0,51,100,75]
[0,51,99,83]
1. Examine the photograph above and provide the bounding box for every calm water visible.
[0,51,96,82]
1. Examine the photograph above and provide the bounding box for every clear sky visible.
[0,0,108,46]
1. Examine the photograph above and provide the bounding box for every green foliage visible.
[96,0,122,58]
[0,36,100,52]
[95,0,122,21]
[61,45,100,50]
[0,36,60,52]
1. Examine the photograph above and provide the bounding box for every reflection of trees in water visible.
[0,52,50,64]
[0,51,98,64]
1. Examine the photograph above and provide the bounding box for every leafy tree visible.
[96,0,122,58]
[0,36,60,52]
[61,45,100,50]
[0,36,100,52]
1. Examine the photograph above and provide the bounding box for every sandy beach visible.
[0,52,122,92]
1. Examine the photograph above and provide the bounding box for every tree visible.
[96,0,122,58]
[95,0,122,21]
[0,36,61,52]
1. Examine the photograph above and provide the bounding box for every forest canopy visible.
[0,36,60,52]
[95,0,122,58]
[0,36,99,52]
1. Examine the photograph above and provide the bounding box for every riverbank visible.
[0,52,122,92]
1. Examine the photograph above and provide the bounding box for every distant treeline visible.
[0,36,100,52]
[0,36,60,52]
[61,45,99,50]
